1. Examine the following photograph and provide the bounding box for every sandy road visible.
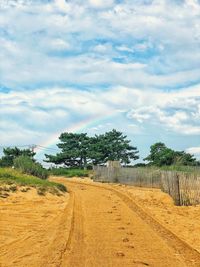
[1,178,200,267]
[55,178,200,267]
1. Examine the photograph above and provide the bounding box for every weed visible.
[20,187,30,192]
[10,185,17,192]
[37,187,46,196]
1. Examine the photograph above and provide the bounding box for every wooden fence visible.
[93,166,200,206]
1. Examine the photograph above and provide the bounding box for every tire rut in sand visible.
[111,187,200,267]
[63,180,200,267]
[40,192,75,267]
[61,191,86,267]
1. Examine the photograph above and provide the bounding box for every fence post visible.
[174,173,181,206]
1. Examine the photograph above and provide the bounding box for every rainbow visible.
[35,113,117,155]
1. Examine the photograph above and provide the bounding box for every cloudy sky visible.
[0,0,200,162]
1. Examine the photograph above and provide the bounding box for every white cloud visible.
[55,0,70,11]
[126,84,200,134]
[1,83,200,148]
[49,38,71,50]
[88,0,114,8]
[116,45,134,53]
[1,0,200,156]
[186,147,200,154]
[1,0,200,88]
[92,43,113,53]
[186,147,200,155]
[0,121,45,147]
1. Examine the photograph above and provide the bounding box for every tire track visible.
[61,190,86,267]
[111,187,200,267]
[40,191,75,267]
[63,179,200,267]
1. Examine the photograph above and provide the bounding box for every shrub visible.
[14,156,48,179]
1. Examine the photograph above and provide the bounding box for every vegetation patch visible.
[144,142,199,167]
[45,130,139,169]
[159,165,200,174]
[49,167,90,177]
[14,156,48,179]
[0,168,67,197]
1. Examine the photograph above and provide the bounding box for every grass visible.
[49,167,90,178]
[0,168,67,197]
[159,165,200,174]
[14,156,48,179]
[132,165,200,175]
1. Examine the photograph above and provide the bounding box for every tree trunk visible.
[83,157,87,170]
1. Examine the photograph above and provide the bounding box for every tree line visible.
[0,129,199,168]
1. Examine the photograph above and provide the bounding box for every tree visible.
[174,151,198,166]
[90,129,139,165]
[45,133,92,169]
[144,142,174,166]
[0,147,36,167]
[144,142,198,166]
[45,130,139,168]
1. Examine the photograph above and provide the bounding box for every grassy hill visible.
[0,168,66,198]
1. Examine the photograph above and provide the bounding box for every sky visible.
[0,0,200,164]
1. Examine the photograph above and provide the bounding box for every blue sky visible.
[0,0,200,163]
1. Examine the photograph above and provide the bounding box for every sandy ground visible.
[53,177,200,267]
[1,177,200,267]
[0,188,69,267]
[113,184,200,253]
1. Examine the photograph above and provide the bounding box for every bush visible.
[14,156,48,179]
[49,167,89,178]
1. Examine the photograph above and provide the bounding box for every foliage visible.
[49,167,89,177]
[144,143,174,166]
[45,133,91,169]
[14,156,48,179]
[174,151,200,166]
[144,142,199,166]
[89,129,139,165]
[133,163,147,168]
[45,129,139,168]
[0,147,35,167]
[0,168,67,194]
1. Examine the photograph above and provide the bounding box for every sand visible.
[0,188,69,267]
[1,178,200,267]
[116,184,200,253]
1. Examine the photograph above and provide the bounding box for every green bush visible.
[14,156,48,179]
[49,167,89,178]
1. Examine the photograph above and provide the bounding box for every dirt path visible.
[55,178,200,267]
[1,178,200,267]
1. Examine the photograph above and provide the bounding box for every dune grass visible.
[159,165,200,174]
[0,168,66,196]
